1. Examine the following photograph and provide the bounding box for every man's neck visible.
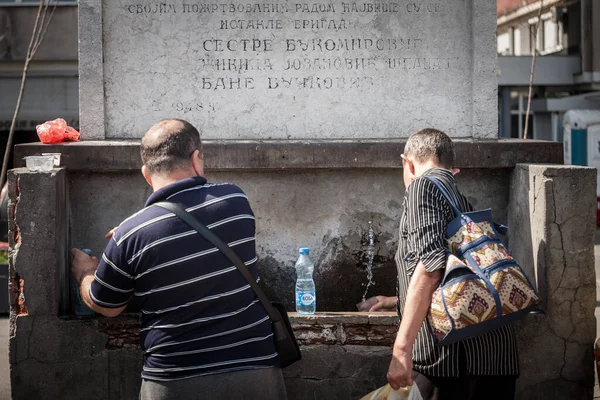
[151,170,201,192]
[414,162,445,177]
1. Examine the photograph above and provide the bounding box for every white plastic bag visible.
[359,384,411,400]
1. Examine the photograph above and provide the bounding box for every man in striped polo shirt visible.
[386,129,518,400]
[71,119,286,399]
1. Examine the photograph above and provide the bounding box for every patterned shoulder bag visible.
[426,177,540,345]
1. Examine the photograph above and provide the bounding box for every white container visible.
[563,110,600,194]
[41,153,61,166]
[24,156,54,172]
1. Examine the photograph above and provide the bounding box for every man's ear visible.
[191,150,204,177]
[407,158,416,179]
[141,165,152,187]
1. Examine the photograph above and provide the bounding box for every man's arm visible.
[71,248,130,318]
[80,274,126,317]
[387,261,442,389]
[387,177,450,389]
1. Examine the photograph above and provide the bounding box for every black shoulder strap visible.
[153,201,281,323]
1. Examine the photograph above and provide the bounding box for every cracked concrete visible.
[6,163,597,399]
[510,164,596,399]
[283,345,392,399]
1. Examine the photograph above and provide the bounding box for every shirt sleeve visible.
[405,177,451,273]
[89,238,134,308]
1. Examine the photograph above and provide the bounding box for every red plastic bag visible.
[36,118,80,144]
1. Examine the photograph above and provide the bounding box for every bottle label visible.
[296,292,315,306]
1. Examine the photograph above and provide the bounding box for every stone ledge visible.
[290,312,398,346]
[289,311,398,325]
[82,312,399,348]
[13,139,563,171]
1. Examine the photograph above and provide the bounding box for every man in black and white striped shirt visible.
[71,119,286,399]
[386,129,518,400]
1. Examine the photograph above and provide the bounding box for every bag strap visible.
[426,177,509,235]
[153,201,282,323]
[425,176,462,217]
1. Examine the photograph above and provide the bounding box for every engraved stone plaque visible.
[80,0,497,139]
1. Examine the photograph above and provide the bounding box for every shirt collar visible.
[145,176,207,207]
[422,167,454,180]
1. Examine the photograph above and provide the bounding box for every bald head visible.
[141,119,202,176]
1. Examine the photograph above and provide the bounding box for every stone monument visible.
[8,0,595,399]
[80,0,497,139]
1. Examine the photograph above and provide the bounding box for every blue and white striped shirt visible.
[91,177,279,381]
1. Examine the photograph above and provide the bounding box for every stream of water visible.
[361,221,376,303]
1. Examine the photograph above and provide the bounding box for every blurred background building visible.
[0,0,598,149]
[0,0,77,167]
[497,0,600,141]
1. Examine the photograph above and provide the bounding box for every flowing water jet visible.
[361,220,376,303]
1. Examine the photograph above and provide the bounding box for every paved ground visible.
[0,316,8,399]
[594,231,600,398]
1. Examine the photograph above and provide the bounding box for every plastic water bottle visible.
[295,248,316,314]
[71,248,95,316]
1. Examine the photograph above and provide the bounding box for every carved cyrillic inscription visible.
[120,3,456,92]
[104,0,476,139]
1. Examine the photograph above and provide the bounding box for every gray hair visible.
[404,128,454,169]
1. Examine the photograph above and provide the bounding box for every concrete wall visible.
[68,168,510,311]
[509,164,596,400]
[14,139,561,312]
[7,159,596,399]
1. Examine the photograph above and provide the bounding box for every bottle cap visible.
[299,248,309,254]
[81,248,93,256]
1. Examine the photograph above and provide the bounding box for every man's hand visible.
[387,347,414,390]
[71,248,99,283]
[369,296,398,312]
[105,227,118,239]
[387,262,442,391]
[72,249,127,318]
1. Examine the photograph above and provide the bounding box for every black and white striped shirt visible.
[396,168,519,377]
[91,177,279,381]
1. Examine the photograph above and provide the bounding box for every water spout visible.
[361,221,376,303]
